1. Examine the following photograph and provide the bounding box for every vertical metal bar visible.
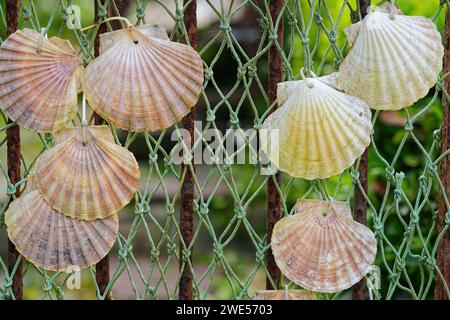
[179,0,197,300]
[109,0,131,30]
[266,0,283,290]
[93,0,110,300]
[5,0,23,301]
[435,5,450,301]
[351,0,370,301]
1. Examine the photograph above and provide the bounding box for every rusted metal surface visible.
[5,0,23,301]
[266,0,283,290]
[179,0,197,300]
[95,255,110,299]
[351,149,368,300]
[357,0,371,18]
[94,0,110,300]
[109,0,131,30]
[351,0,370,301]
[435,6,450,301]
[6,0,18,36]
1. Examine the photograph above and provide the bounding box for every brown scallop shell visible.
[83,25,204,132]
[34,125,140,220]
[261,78,372,179]
[5,190,118,272]
[336,3,443,110]
[0,28,82,132]
[271,199,377,293]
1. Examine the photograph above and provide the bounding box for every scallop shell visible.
[260,77,372,179]
[336,3,443,110]
[0,28,82,132]
[54,124,114,144]
[99,24,169,53]
[83,25,204,132]
[34,125,140,220]
[271,199,377,293]
[253,290,316,300]
[5,190,118,272]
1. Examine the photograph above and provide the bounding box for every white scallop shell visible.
[5,190,118,272]
[0,28,82,132]
[83,25,204,132]
[260,77,372,179]
[271,199,377,293]
[336,3,443,110]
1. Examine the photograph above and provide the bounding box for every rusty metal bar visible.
[266,0,283,290]
[109,0,131,30]
[435,5,450,301]
[351,0,370,301]
[93,0,107,126]
[5,0,23,301]
[179,0,197,300]
[351,150,368,299]
[95,255,110,299]
[94,0,110,300]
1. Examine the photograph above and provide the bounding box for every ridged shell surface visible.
[54,125,114,144]
[34,126,140,220]
[99,25,169,53]
[5,190,118,272]
[83,25,204,132]
[271,199,377,293]
[0,28,82,132]
[336,4,443,110]
[253,290,316,300]
[260,78,372,179]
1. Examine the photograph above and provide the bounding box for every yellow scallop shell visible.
[260,77,372,179]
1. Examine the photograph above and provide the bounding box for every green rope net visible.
[0,0,449,300]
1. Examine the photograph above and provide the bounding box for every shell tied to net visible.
[260,77,372,180]
[83,24,204,132]
[0,28,82,132]
[271,199,377,293]
[34,125,140,220]
[335,3,443,110]
[5,190,118,272]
